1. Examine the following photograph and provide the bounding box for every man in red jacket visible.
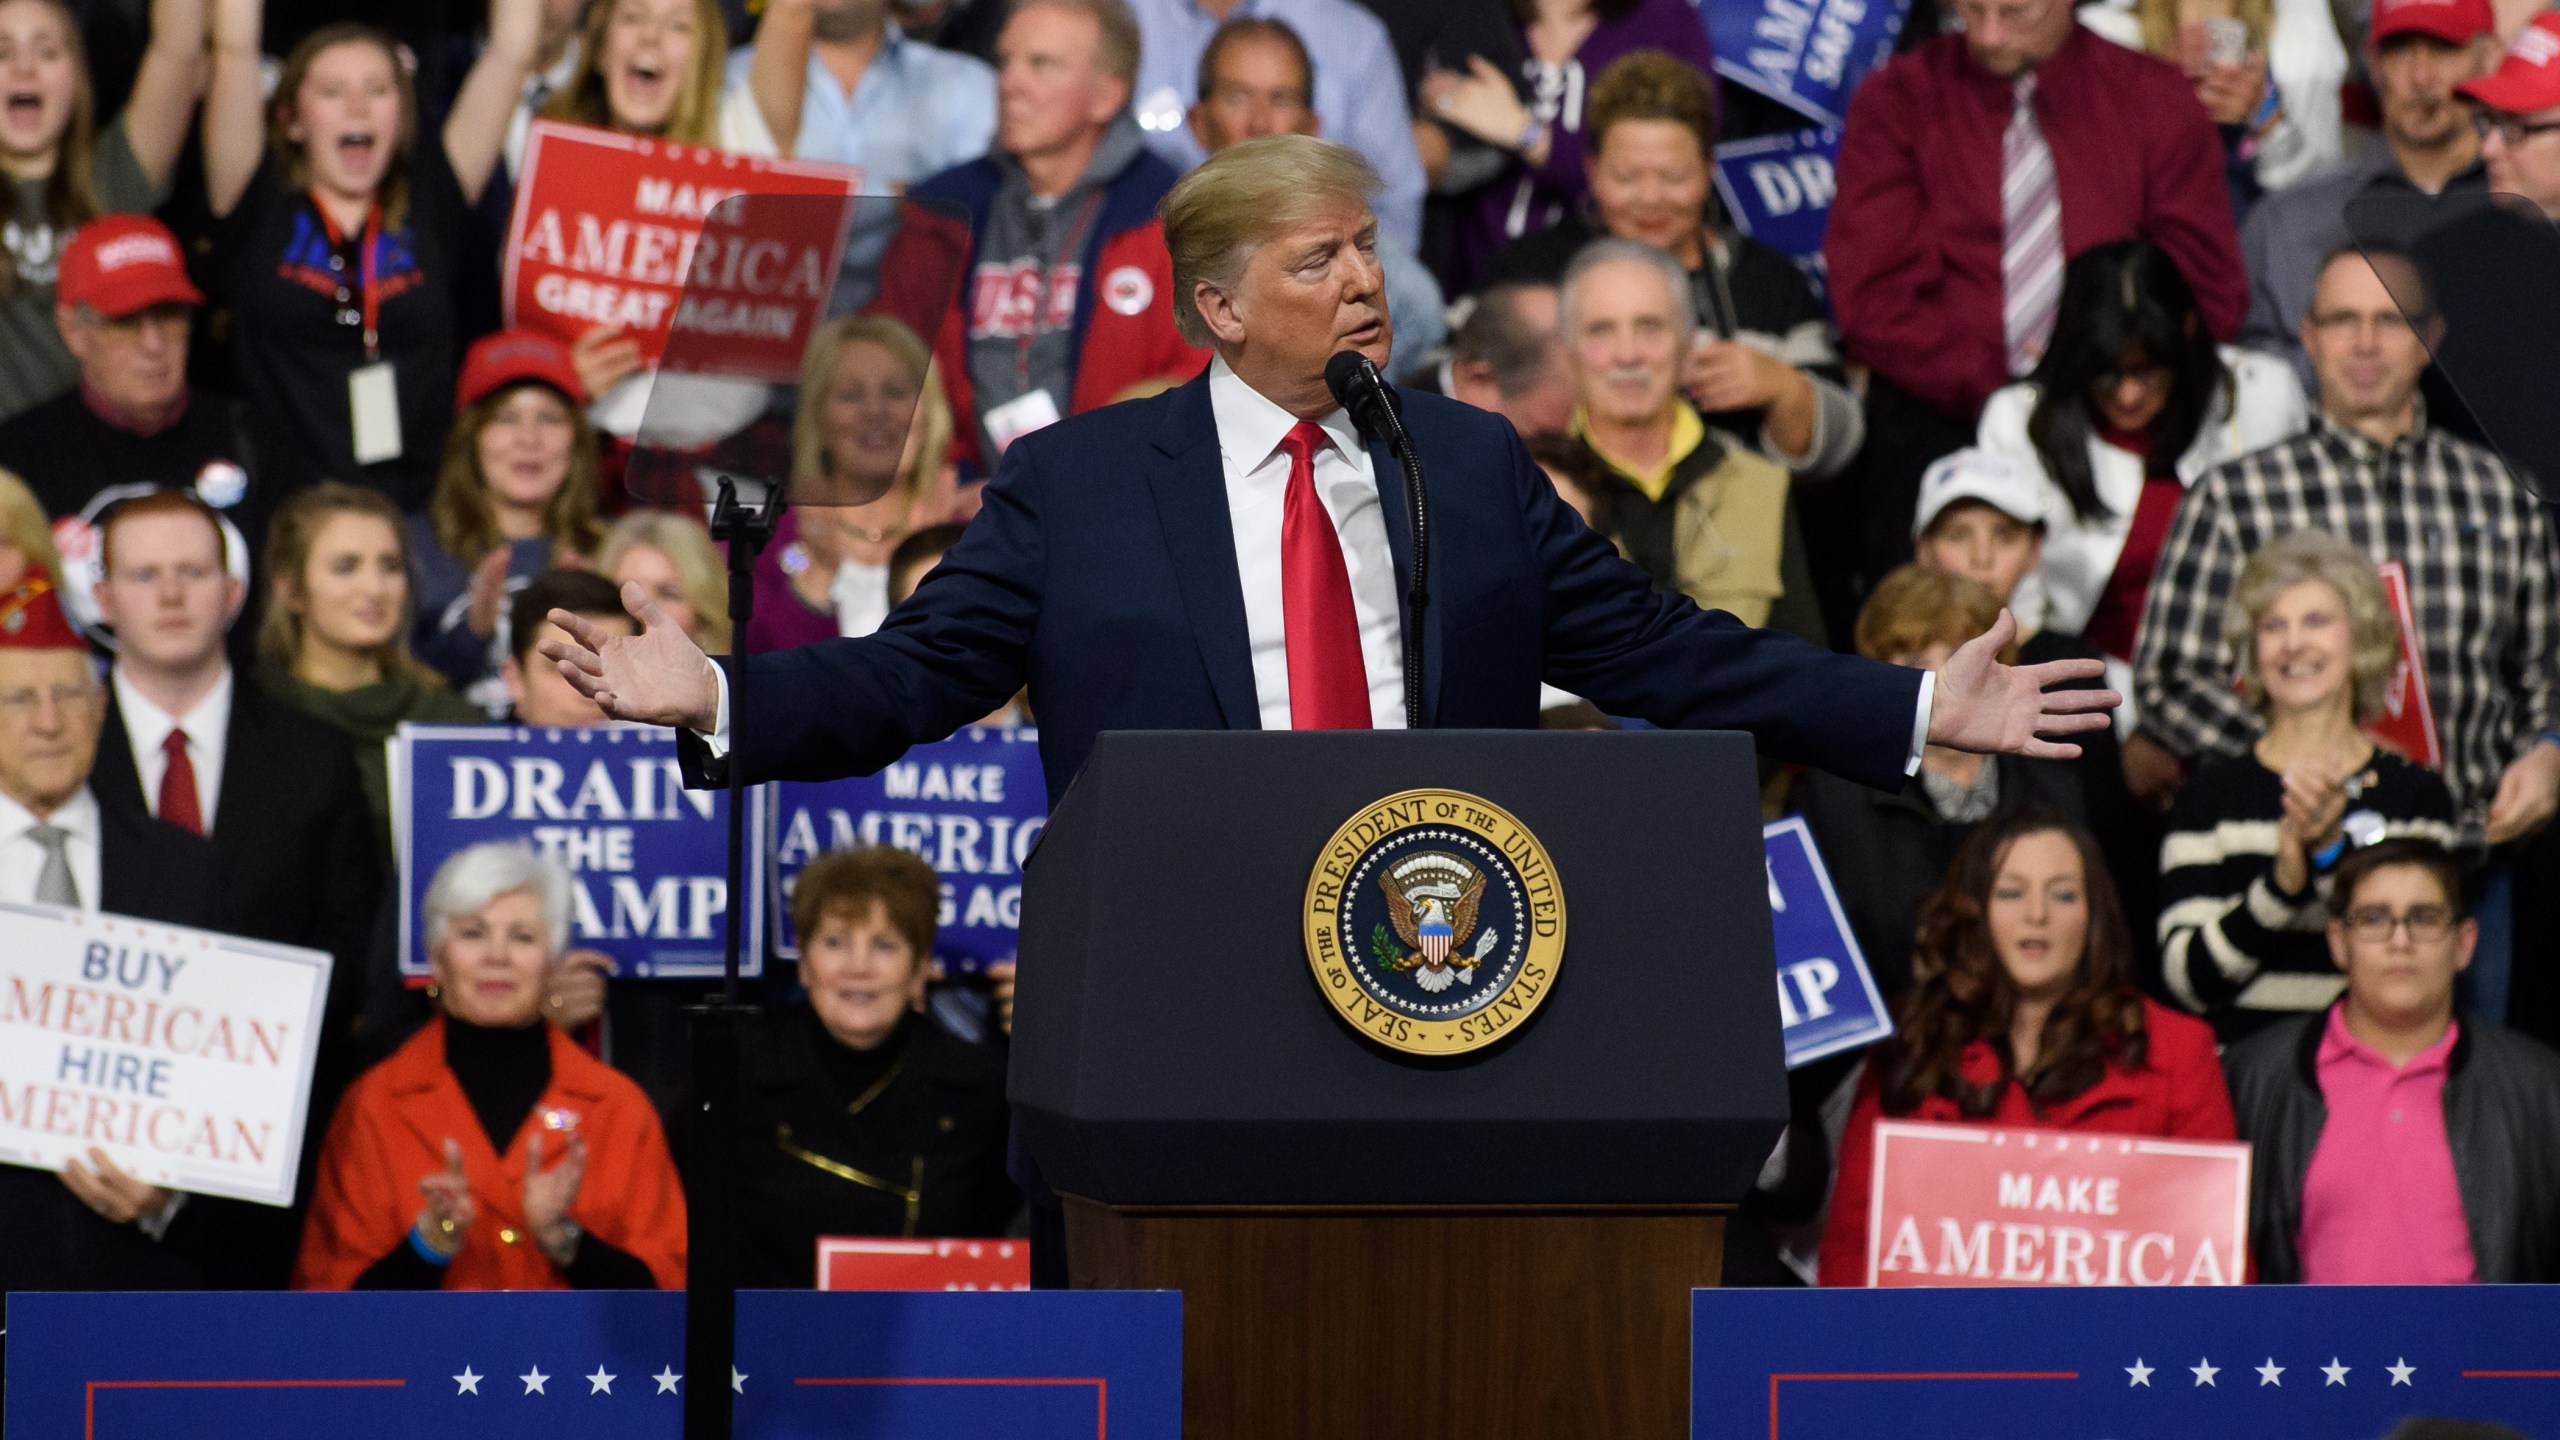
[1825,0,2244,578]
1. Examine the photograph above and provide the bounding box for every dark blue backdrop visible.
[1698,1286,2560,1438]
[11,1289,1179,1438]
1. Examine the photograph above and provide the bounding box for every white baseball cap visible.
[1913,448,2049,539]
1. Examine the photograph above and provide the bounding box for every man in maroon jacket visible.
[1825,0,2245,577]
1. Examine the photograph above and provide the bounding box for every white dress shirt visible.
[1207,358,1408,730]
[0,786,101,911]
[113,667,229,833]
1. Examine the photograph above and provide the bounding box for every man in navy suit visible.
[542,135,2112,819]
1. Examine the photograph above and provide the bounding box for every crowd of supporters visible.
[3,0,2559,1296]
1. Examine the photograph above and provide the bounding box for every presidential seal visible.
[1303,789,1565,1056]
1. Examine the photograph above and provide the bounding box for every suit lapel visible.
[1146,376,1260,729]
[211,679,259,842]
[91,694,145,816]
[1367,430,1443,727]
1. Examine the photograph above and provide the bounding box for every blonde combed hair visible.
[2225,528,2399,723]
[1160,134,1380,348]
[596,509,732,652]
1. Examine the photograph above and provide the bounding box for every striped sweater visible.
[2158,750,2457,1040]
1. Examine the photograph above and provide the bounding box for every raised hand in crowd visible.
[1419,56,1551,166]
[986,960,1017,1036]
[62,1145,177,1228]
[2484,742,2560,847]
[1683,337,1820,464]
[542,947,616,1029]
[415,1138,477,1259]
[1922,609,2120,760]
[2269,760,2349,897]
[520,1127,590,1268]
[123,0,211,190]
[2122,731,2186,813]
[570,327,646,401]
[540,582,719,731]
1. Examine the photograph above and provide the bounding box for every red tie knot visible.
[1281,420,1331,468]
[163,728,188,759]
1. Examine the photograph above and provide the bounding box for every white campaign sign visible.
[0,902,331,1207]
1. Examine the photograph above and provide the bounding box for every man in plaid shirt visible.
[2133,246,2560,849]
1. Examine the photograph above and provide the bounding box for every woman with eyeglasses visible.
[2157,529,2456,1042]
[1976,240,2307,743]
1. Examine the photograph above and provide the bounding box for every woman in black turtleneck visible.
[731,846,1018,1288]
[293,842,687,1290]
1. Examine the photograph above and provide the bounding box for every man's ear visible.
[53,303,82,357]
[2421,314,2447,354]
[2327,920,2351,974]
[1186,104,1208,151]
[1194,276,1248,348]
[2453,916,2478,975]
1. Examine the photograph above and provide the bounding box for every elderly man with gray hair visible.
[1559,238,1822,642]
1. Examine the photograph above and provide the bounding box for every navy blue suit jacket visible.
[700,373,1924,805]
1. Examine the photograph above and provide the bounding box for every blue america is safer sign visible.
[1763,816,1891,1067]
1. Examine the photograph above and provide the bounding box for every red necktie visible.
[158,729,203,836]
[1279,421,1372,730]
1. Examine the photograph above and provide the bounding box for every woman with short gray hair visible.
[2157,529,2456,1040]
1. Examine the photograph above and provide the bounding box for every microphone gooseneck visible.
[1326,351,1428,731]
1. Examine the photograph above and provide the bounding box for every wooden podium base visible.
[1063,1197,1725,1440]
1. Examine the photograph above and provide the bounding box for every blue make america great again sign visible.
[1696,1285,2560,1438]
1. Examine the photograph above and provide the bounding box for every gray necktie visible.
[30,823,76,908]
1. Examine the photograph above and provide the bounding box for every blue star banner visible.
[1702,0,1908,127]
[1713,129,1842,306]
[1696,1285,2560,1437]
[11,1288,1179,1438]
[768,726,1048,969]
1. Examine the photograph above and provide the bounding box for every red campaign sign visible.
[817,1237,1032,1292]
[2367,560,2443,770]
[1865,1122,2250,1288]
[502,120,863,382]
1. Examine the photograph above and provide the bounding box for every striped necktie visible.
[2001,72,2064,377]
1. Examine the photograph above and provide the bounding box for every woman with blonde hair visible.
[2158,528,2457,1039]
[597,508,730,653]
[0,467,62,592]
[748,314,957,654]
[257,482,481,844]
[0,0,202,421]
[2078,0,2345,198]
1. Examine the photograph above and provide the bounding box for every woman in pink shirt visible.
[1821,806,2236,1286]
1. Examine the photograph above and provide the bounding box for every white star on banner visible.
[2322,1359,2351,1387]
[2191,1358,2219,1387]
[2257,1359,2284,1386]
[2125,1359,2153,1387]
[732,1367,749,1393]
[522,1367,549,1396]
[587,1367,616,1396]
[654,1368,682,1395]
[453,1368,481,1396]
[2389,1359,2416,1387]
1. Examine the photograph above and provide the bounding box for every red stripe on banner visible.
[2465,1371,2560,1378]
[1767,1371,2079,1440]
[793,1377,1109,1438]
[86,1379,405,1439]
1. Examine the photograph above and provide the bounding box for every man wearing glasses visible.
[2224,838,2560,1284]
[2134,245,2560,1020]
[2463,11,2560,217]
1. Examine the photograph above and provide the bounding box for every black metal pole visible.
[685,476,770,1439]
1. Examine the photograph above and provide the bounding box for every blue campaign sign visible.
[1763,816,1891,1068]
[9,1288,1181,1438]
[1696,1285,2560,1438]
[1714,128,1842,303]
[769,727,1047,970]
[393,725,765,979]
[1704,0,1909,127]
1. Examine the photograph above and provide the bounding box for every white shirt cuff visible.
[1906,671,1936,777]
[697,662,732,758]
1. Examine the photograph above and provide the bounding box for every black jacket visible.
[2224,1008,2560,1283]
[726,1007,1019,1288]
[0,798,219,1295]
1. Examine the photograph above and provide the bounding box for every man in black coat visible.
[84,491,379,1285]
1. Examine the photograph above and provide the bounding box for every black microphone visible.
[1326,351,1428,731]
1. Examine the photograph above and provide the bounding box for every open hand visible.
[538,581,719,730]
[570,326,644,399]
[1923,610,2118,760]
[522,1128,589,1265]
[1420,56,1532,151]
[545,948,615,1029]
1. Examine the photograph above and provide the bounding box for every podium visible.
[1012,731,1789,1440]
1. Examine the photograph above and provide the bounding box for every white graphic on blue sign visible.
[1762,815,1892,1067]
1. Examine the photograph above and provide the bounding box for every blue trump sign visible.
[1697,1285,2560,1438]
[769,727,1046,971]
[9,1289,1180,1438]
[1705,0,1908,126]
[1763,816,1890,1068]
[393,725,765,979]
[1714,128,1842,302]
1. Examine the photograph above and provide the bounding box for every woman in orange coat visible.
[1819,807,2235,1286]
[294,842,685,1290]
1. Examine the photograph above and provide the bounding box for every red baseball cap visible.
[55,215,203,319]
[2461,11,2560,113]
[455,329,586,412]
[2368,0,2494,46]
[0,579,87,651]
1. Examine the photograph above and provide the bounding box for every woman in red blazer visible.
[1820,806,2234,1286]
[294,841,685,1291]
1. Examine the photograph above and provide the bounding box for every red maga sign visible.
[1865,1122,2250,1288]
[502,121,863,382]
[816,1237,1032,1292]
[2368,560,2443,770]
